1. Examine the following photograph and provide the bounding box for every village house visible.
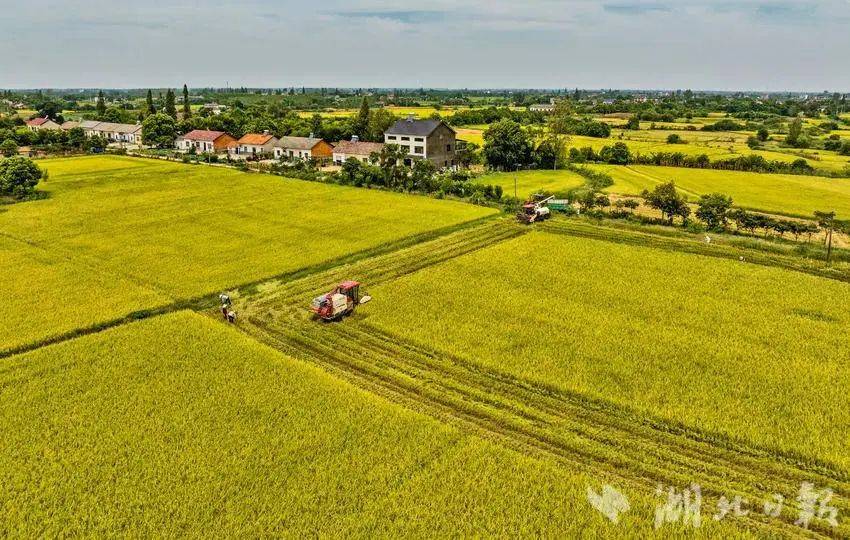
[529,103,556,113]
[275,136,334,162]
[80,120,102,137]
[228,132,278,159]
[201,103,227,115]
[89,122,143,145]
[25,117,60,131]
[60,120,80,131]
[332,137,384,164]
[384,117,458,168]
[175,130,237,153]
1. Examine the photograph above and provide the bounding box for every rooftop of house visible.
[60,121,80,129]
[181,130,229,142]
[334,140,384,156]
[92,122,141,134]
[277,136,323,151]
[385,118,454,137]
[79,120,102,129]
[237,133,276,145]
[26,117,51,126]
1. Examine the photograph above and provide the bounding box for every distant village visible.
[24,114,463,168]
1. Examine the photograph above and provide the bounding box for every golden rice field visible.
[0,310,751,537]
[295,105,482,119]
[365,230,850,470]
[589,164,850,217]
[457,123,850,173]
[0,155,493,353]
[476,169,586,198]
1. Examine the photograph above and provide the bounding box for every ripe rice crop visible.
[475,169,586,198]
[365,230,850,471]
[0,156,494,353]
[0,235,166,354]
[589,164,850,217]
[0,311,752,537]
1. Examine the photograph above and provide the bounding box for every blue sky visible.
[1,0,848,91]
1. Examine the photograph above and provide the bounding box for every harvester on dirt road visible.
[311,281,372,321]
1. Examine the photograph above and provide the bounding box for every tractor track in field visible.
[244,313,847,539]
[232,219,850,539]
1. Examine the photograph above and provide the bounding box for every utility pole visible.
[826,221,834,264]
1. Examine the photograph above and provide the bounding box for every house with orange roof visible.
[25,117,60,132]
[228,131,278,159]
[175,130,237,153]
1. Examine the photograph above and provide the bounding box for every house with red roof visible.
[175,130,237,154]
[25,117,61,132]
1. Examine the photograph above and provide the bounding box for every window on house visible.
[446,144,452,151]
[414,146,424,154]
[401,136,410,141]
[414,137,424,142]
[387,135,396,140]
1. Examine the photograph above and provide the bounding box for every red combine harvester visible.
[311,281,372,321]
[517,196,553,224]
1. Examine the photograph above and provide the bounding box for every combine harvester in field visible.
[311,281,372,321]
[517,195,554,224]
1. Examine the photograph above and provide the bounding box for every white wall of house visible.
[238,142,275,156]
[385,134,426,157]
[176,139,215,152]
[276,147,314,160]
[333,152,370,164]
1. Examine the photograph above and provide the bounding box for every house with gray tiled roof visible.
[384,117,458,168]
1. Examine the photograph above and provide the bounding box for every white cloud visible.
[0,0,847,90]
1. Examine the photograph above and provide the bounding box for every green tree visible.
[145,89,156,115]
[600,142,631,164]
[641,181,690,225]
[182,84,191,118]
[482,119,533,171]
[378,144,407,188]
[141,113,176,148]
[66,127,87,148]
[815,210,837,263]
[1,138,17,157]
[164,89,177,119]
[368,108,396,142]
[533,135,568,169]
[96,90,107,118]
[666,134,683,144]
[102,107,128,123]
[310,113,323,138]
[352,97,370,139]
[456,141,481,168]
[787,117,803,146]
[695,193,733,230]
[410,159,437,191]
[0,156,43,198]
[625,116,640,130]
